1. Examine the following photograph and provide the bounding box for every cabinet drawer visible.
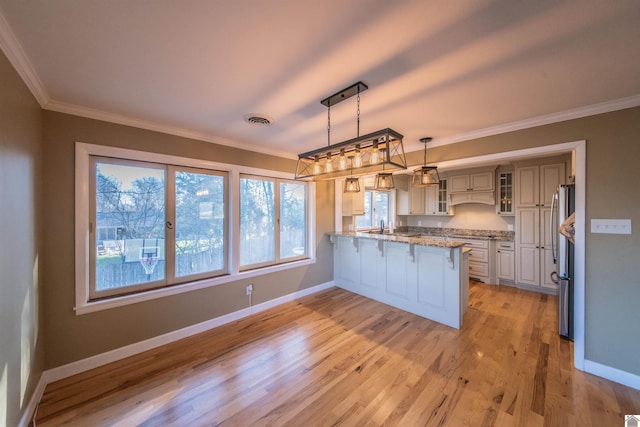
[497,241,515,251]
[458,239,488,249]
[468,261,489,276]
[468,248,489,262]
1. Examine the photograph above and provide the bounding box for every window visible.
[355,190,390,230]
[76,143,315,313]
[90,157,228,299]
[240,175,307,270]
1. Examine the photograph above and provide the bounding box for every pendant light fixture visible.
[295,81,407,181]
[374,148,395,189]
[412,137,440,187]
[344,155,361,193]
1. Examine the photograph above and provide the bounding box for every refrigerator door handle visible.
[550,191,558,264]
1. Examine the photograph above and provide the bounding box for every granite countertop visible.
[400,227,515,242]
[328,231,467,249]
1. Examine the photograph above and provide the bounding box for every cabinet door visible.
[425,185,438,215]
[470,171,494,191]
[449,174,470,193]
[396,187,409,215]
[408,183,425,215]
[517,245,540,285]
[540,163,565,207]
[515,166,539,207]
[516,207,540,286]
[351,184,365,214]
[341,179,365,216]
[497,250,515,281]
[517,208,539,247]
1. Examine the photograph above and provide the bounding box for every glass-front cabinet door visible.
[498,171,514,215]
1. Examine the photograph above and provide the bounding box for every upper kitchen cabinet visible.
[449,170,494,193]
[425,179,452,215]
[396,175,452,216]
[342,178,365,216]
[395,174,425,215]
[515,162,565,208]
[497,171,514,215]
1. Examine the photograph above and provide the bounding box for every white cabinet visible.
[515,162,565,291]
[408,182,425,215]
[425,179,451,215]
[341,179,365,216]
[515,164,564,208]
[496,241,515,282]
[401,179,451,215]
[449,171,494,193]
[455,238,496,284]
[497,171,514,215]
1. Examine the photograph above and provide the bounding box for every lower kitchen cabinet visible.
[454,238,496,284]
[496,241,515,282]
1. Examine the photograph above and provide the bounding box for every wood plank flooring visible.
[34,283,640,426]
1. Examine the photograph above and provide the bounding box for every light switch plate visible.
[591,219,632,234]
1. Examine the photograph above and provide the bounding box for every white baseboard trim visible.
[18,375,48,427]
[21,281,334,426]
[584,359,640,390]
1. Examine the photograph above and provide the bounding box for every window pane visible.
[95,162,165,291]
[175,171,226,278]
[374,192,389,226]
[240,177,275,266]
[355,191,373,229]
[280,182,306,259]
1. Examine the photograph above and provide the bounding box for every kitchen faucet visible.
[380,219,385,233]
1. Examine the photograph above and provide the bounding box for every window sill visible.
[74,257,316,315]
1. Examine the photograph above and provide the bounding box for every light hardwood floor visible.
[34,283,640,426]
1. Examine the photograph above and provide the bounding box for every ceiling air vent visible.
[243,113,273,126]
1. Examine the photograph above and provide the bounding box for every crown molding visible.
[426,94,640,149]
[44,100,298,159]
[0,10,49,106]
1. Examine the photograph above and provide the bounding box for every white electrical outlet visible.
[507,224,514,231]
[418,220,422,226]
[246,284,253,295]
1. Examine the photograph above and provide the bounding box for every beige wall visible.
[424,107,640,376]
[41,111,335,368]
[0,51,44,426]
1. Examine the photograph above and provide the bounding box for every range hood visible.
[448,191,495,206]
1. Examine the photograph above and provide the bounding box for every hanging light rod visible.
[320,81,368,107]
[295,81,407,181]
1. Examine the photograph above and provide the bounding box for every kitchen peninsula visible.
[328,231,469,328]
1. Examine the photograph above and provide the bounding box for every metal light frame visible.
[295,82,407,181]
[412,137,440,187]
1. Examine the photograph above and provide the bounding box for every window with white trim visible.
[355,190,390,230]
[239,175,307,270]
[90,157,228,300]
[76,143,315,313]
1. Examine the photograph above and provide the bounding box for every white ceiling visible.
[1,0,639,158]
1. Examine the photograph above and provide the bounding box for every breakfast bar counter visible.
[328,232,469,329]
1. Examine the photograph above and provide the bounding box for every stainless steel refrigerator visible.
[550,184,575,340]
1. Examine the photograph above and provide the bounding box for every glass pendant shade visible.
[412,166,440,187]
[374,172,395,190]
[344,177,361,193]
